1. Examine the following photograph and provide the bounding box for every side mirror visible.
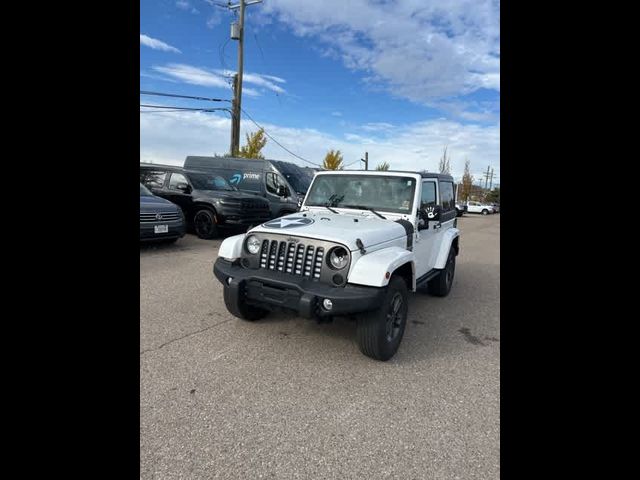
[176,182,191,193]
[276,185,288,197]
[418,205,441,230]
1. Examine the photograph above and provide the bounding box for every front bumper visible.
[219,214,271,226]
[214,258,386,319]
[139,220,186,241]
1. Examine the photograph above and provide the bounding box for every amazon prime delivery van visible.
[183,156,316,219]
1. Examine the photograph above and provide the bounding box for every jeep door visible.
[414,179,442,277]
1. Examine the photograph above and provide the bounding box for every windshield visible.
[305,174,416,214]
[187,172,236,191]
[272,161,314,194]
[283,171,312,194]
[140,183,153,196]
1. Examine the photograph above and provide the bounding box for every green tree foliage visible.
[323,149,344,170]
[237,129,267,159]
[460,159,474,201]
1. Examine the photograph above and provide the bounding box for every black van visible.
[140,163,271,239]
[183,156,315,219]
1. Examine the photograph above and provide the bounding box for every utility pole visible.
[228,0,262,156]
[489,168,495,190]
[361,151,368,170]
[483,165,491,189]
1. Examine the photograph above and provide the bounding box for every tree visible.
[486,187,500,203]
[439,146,451,174]
[375,161,390,171]
[323,149,344,170]
[237,129,267,159]
[460,159,474,202]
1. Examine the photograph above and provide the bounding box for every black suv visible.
[140,163,271,239]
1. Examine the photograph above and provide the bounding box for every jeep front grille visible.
[259,239,325,279]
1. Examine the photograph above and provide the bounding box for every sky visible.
[140,0,500,185]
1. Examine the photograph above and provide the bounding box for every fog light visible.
[227,277,233,285]
[322,298,333,310]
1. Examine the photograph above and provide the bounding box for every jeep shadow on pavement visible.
[140,163,271,239]
[213,170,460,361]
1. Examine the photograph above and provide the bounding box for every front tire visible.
[223,286,269,321]
[481,209,489,215]
[356,276,408,361]
[193,208,219,239]
[428,248,456,297]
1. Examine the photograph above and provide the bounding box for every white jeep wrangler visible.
[214,170,460,361]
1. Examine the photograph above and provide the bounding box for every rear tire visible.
[356,276,408,361]
[481,209,489,215]
[223,286,269,321]
[193,208,219,239]
[428,248,456,297]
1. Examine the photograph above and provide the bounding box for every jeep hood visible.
[250,210,408,251]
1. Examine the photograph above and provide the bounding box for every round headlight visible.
[246,235,261,254]
[328,247,349,270]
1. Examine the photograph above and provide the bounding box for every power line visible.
[140,104,231,114]
[343,159,361,168]
[240,107,320,167]
[253,33,266,65]
[219,37,231,71]
[140,91,231,103]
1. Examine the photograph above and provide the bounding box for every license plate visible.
[154,225,169,234]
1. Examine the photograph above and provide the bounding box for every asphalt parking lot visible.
[140,213,500,480]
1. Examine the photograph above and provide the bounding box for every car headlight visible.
[246,235,262,254]
[328,247,349,270]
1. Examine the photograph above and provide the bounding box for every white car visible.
[214,170,460,361]
[466,201,495,215]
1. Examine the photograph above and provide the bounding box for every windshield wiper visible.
[346,205,386,219]
[324,205,339,214]
[328,194,344,207]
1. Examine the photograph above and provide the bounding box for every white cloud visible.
[140,110,499,180]
[140,34,181,54]
[360,122,395,132]
[331,111,343,117]
[215,69,287,94]
[257,0,499,105]
[152,63,286,96]
[153,64,230,89]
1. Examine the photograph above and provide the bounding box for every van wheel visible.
[223,286,268,321]
[194,208,218,239]
[428,248,456,297]
[356,276,408,361]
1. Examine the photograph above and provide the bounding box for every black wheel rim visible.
[446,256,455,289]
[385,293,404,342]
[195,212,213,236]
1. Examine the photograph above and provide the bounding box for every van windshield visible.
[272,161,314,194]
[187,172,236,191]
[282,172,312,195]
